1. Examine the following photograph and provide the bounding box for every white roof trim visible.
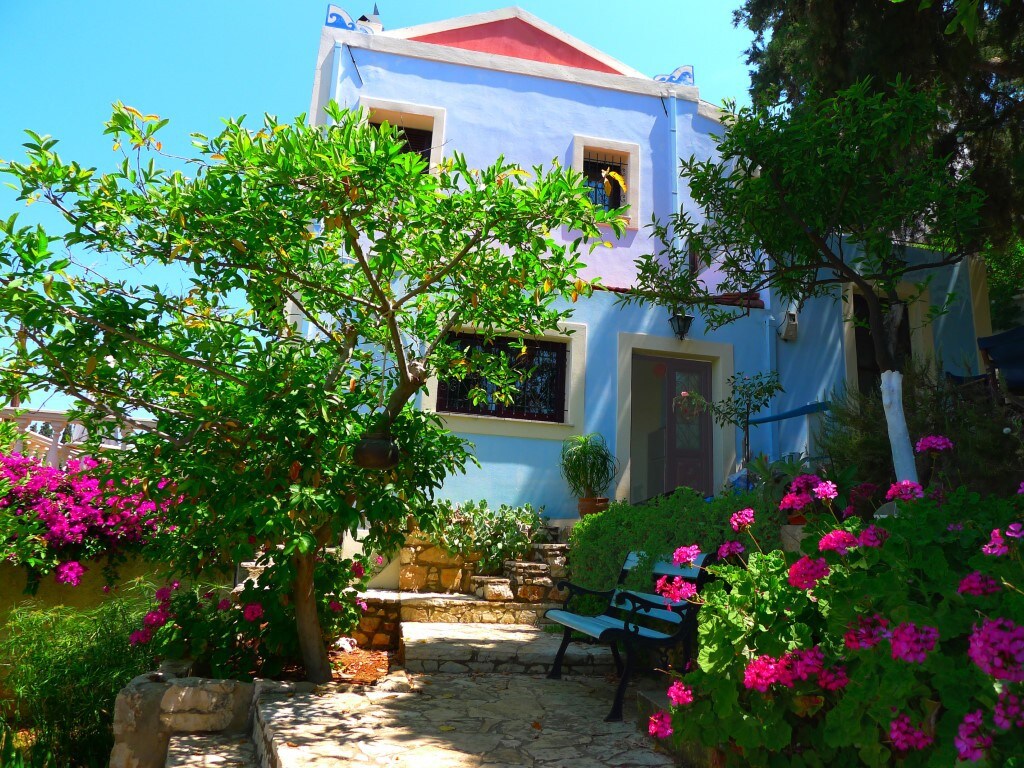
[329,27,701,104]
[381,6,649,80]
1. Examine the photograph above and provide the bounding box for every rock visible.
[483,582,514,601]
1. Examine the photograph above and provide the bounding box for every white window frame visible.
[358,96,446,168]
[572,134,641,227]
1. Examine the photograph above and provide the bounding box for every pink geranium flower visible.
[648,710,673,738]
[328,600,343,613]
[886,480,924,502]
[788,556,829,589]
[890,623,939,663]
[968,618,1024,682]
[656,576,698,603]
[717,540,745,559]
[982,528,1009,556]
[890,714,934,751]
[729,508,755,532]
[914,435,954,454]
[958,572,1001,596]
[955,710,992,762]
[813,481,838,500]
[352,562,365,578]
[857,525,889,548]
[242,603,264,622]
[666,681,694,707]
[818,529,858,555]
[672,545,702,567]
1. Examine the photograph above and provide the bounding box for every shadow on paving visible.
[256,671,676,768]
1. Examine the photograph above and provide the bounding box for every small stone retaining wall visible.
[352,591,401,650]
[398,526,479,593]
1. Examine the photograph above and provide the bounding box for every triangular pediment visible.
[385,8,646,78]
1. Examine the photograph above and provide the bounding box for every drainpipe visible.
[329,42,344,118]
[764,314,780,460]
[667,90,681,256]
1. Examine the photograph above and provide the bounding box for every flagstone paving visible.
[254,671,674,768]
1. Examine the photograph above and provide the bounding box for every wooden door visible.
[664,359,714,497]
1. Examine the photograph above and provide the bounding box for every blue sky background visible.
[0,1,754,409]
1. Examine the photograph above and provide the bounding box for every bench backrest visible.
[605,550,714,633]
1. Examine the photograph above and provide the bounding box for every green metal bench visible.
[545,551,713,722]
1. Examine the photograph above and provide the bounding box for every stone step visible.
[400,621,616,676]
[164,733,256,767]
[398,591,559,626]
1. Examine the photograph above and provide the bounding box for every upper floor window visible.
[358,97,446,168]
[436,333,567,423]
[583,149,627,211]
[370,123,433,165]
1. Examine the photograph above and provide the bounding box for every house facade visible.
[309,6,993,520]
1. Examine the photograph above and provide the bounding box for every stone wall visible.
[398,526,479,593]
[352,591,401,650]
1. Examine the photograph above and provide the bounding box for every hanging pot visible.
[354,432,400,470]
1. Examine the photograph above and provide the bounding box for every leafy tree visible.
[0,103,615,681]
[734,0,1024,246]
[985,237,1024,329]
[621,82,982,484]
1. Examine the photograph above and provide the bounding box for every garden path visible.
[252,670,675,768]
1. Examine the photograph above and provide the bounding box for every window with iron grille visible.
[436,333,568,423]
[583,149,627,211]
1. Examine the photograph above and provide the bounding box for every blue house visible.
[310,6,994,521]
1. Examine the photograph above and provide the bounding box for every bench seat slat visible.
[544,610,674,642]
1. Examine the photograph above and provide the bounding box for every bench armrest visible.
[555,580,614,609]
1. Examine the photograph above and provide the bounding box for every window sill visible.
[435,411,578,441]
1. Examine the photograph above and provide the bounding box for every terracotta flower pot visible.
[578,497,610,517]
[354,432,400,470]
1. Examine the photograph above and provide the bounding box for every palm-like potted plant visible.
[559,433,618,517]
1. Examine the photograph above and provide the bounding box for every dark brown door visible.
[665,358,714,497]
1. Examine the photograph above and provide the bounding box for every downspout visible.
[328,41,344,119]
[764,314,780,460]
[667,90,681,257]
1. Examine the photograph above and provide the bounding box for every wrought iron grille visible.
[436,333,567,422]
[583,150,627,211]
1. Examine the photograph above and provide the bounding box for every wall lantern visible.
[669,310,694,340]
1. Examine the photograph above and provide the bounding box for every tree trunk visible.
[880,370,919,484]
[293,551,332,683]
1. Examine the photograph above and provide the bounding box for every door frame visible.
[615,332,735,502]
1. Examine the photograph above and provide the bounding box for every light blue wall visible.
[327,41,984,517]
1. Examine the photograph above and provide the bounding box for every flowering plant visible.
[0,451,171,589]
[649,486,1024,765]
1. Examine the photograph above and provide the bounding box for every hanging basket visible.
[354,432,400,470]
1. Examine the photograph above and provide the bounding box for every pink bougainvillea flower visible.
[155,586,173,603]
[352,562,365,578]
[968,618,1024,682]
[656,575,698,603]
[813,480,838,501]
[672,545,702,567]
[886,480,924,502]
[54,560,86,586]
[788,556,829,590]
[914,435,954,454]
[143,608,170,629]
[648,710,673,738]
[890,623,939,663]
[717,540,745,559]
[982,529,1009,556]
[242,603,264,622]
[328,600,343,613]
[666,681,694,707]
[129,628,152,646]
[889,714,934,751]
[818,529,858,555]
[857,525,889,548]
[844,614,890,650]
[958,572,1002,596]
[955,710,992,762]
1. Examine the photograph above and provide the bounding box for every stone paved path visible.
[255,672,674,768]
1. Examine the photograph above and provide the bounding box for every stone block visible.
[417,546,464,567]
[483,582,514,601]
[516,585,548,603]
[399,564,428,591]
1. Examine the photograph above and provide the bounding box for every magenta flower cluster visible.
[914,435,954,454]
[958,571,1002,596]
[648,710,673,739]
[656,575,698,603]
[968,618,1024,682]
[717,540,745,559]
[885,480,925,502]
[778,473,823,513]
[787,556,830,589]
[666,680,694,707]
[729,508,755,532]
[844,614,891,650]
[889,714,933,751]
[890,623,940,663]
[741,646,848,693]
[672,544,701,567]
[0,451,170,583]
[130,582,182,646]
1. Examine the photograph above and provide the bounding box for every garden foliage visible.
[419,499,545,576]
[0,594,157,767]
[651,460,1024,765]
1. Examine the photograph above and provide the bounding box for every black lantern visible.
[669,310,694,340]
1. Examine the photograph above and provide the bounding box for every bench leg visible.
[610,641,623,676]
[547,627,573,680]
[605,644,634,722]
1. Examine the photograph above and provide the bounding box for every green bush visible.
[0,593,157,767]
[567,487,783,595]
[818,359,1022,496]
[419,499,545,575]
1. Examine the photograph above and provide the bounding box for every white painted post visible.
[46,419,64,467]
[880,370,918,483]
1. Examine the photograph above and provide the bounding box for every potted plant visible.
[559,433,618,517]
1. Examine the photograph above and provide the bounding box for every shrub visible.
[817,359,1022,496]
[0,593,157,767]
[419,499,544,575]
[651,484,1024,766]
[567,487,783,595]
